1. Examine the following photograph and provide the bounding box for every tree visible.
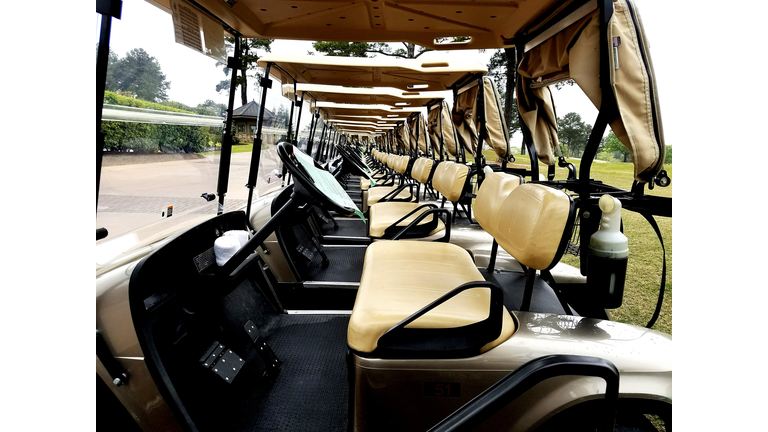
[101,46,120,93]
[216,38,274,105]
[603,130,631,162]
[557,112,592,158]
[108,48,171,102]
[312,41,371,57]
[313,39,468,60]
[197,99,227,117]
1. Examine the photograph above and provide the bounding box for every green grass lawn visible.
[483,151,672,335]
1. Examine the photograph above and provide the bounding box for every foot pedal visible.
[199,342,245,384]
[244,320,281,378]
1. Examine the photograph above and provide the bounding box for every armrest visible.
[391,207,452,243]
[375,281,504,359]
[380,183,420,203]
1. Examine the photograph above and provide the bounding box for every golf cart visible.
[96,0,671,431]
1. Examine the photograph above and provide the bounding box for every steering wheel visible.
[277,142,360,216]
[334,143,373,179]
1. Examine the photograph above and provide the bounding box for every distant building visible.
[232,100,277,142]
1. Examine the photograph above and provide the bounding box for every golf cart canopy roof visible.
[153,0,666,182]
[317,103,418,120]
[297,83,449,107]
[257,54,486,91]
[148,0,574,50]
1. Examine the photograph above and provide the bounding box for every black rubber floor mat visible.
[321,219,368,238]
[297,247,366,282]
[225,315,350,432]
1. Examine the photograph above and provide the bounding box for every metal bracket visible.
[96,0,122,18]
[227,56,242,70]
[260,77,273,89]
[199,341,245,384]
[244,321,281,377]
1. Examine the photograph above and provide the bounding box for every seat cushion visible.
[348,241,516,354]
[492,183,575,271]
[360,177,372,190]
[366,185,415,206]
[411,158,434,185]
[432,162,469,202]
[474,172,523,231]
[368,202,445,238]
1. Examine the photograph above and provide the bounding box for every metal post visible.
[580,0,618,197]
[315,122,327,161]
[286,84,295,143]
[293,83,303,145]
[306,110,319,155]
[245,62,272,221]
[96,0,122,214]
[217,37,242,215]
[475,73,487,187]
[515,43,539,181]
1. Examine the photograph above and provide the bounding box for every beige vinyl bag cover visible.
[454,78,511,161]
[517,0,665,182]
[394,123,411,153]
[408,114,431,155]
[427,101,460,158]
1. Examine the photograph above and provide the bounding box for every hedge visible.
[103,91,191,113]
[101,121,220,153]
[102,91,220,153]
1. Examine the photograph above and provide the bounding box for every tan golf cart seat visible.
[366,159,469,239]
[349,176,575,357]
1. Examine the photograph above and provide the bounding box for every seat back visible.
[432,162,469,203]
[394,155,409,174]
[410,158,434,185]
[474,172,524,231]
[483,183,576,271]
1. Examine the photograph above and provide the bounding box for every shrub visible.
[124,137,159,153]
[103,91,192,113]
[101,122,211,153]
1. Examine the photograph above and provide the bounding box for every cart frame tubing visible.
[475,73,487,187]
[215,37,242,215]
[306,110,320,156]
[244,61,271,220]
[96,0,122,213]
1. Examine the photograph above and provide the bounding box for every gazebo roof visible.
[232,100,276,120]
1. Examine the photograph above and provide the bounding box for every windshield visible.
[96,0,290,264]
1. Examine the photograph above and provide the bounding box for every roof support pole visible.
[438,103,446,161]
[217,37,242,215]
[286,85,295,143]
[580,0,618,196]
[96,0,122,234]
[245,61,272,222]
[315,122,327,160]
[514,42,539,181]
[292,83,303,145]
[306,110,319,156]
[475,73,487,187]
